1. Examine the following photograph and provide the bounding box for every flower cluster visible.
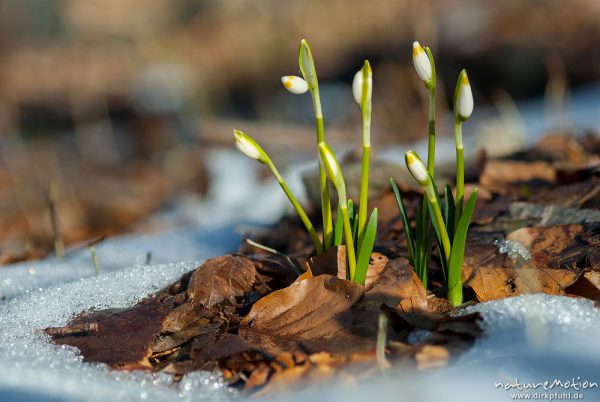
[234,40,479,303]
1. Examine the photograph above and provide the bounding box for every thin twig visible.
[46,322,98,337]
[245,238,302,275]
[47,178,64,258]
[88,245,101,276]
[376,312,391,371]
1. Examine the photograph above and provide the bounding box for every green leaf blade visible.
[299,39,318,89]
[444,184,456,241]
[390,179,415,264]
[447,189,479,306]
[334,202,344,246]
[354,208,378,285]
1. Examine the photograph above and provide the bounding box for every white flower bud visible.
[352,70,363,105]
[233,130,267,164]
[352,63,372,105]
[281,75,308,94]
[412,41,432,84]
[456,71,474,120]
[318,142,346,202]
[405,150,429,186]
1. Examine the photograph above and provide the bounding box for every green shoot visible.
[453,69,473,223]
[318,142,357,278]
[354,208,378,285]
[298,39,334,250]
[318,142,379,285]
[447,189,478,306]
[352,60,373,248]
[233,129,324,255]
[334,203,344,247]
[405,150,478,306]
[413,41,436,175]
[399,41,438,288]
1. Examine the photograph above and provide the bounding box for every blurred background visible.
[0,0,599,263]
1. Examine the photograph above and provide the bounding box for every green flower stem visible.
[425,186,451,264]
[268,161,325,255]
[357,61,372,248]
[425,46,437,176]
[312,90,334,250]
[358,145,370,247]
[340,204,357,280]
[427,89,436,176]
[454,119,465,222]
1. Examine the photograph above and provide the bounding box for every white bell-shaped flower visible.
[281,75,309,94]
[318,142,346,202]
[233,130,268,164]
[405,150,429,186]
[352,62,372,105]
[412,41,432,83]
[456,70,474,120]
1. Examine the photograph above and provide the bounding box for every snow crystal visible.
[494,239,531,263]
[0,225,241,301]
[0,260,240,402]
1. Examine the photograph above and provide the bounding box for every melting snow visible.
[1,151,599,401]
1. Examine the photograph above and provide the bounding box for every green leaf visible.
[427,201,447,283]
[346,199,357,280]
[426,201,443,258]
[299,39,318,89]
[354,208,378,285]
[422,222,433,286]
[351,207,359,255]
[425,180,449,284]
[390,179,415,264]
[414,200,430,285]
[347,199,355,219]
[447,189,479,306]
[444,184,456,241]
[334,202,344,246]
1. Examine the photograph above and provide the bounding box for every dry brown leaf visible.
[240,275,364,339]
[537,133,588,164]
[46,303,171,369]
[507,225,583,256]
[364,258,427,312]
[463,228,599,301]
[566,270,600,300]
[480,160,556,193]
[306,246,387,288]
[305,246,341,277]
[463,264,580,301]
[187,255,257,309]
[191,334,254,367]
[244,365,272,390]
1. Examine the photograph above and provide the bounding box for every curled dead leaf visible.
[462,264,580,301]
[507,225,583,257]
[480,160,556,194]
[364,258,427,313]
[241,274,364,339]
[187,255,257,310]
[306,246,387,288]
